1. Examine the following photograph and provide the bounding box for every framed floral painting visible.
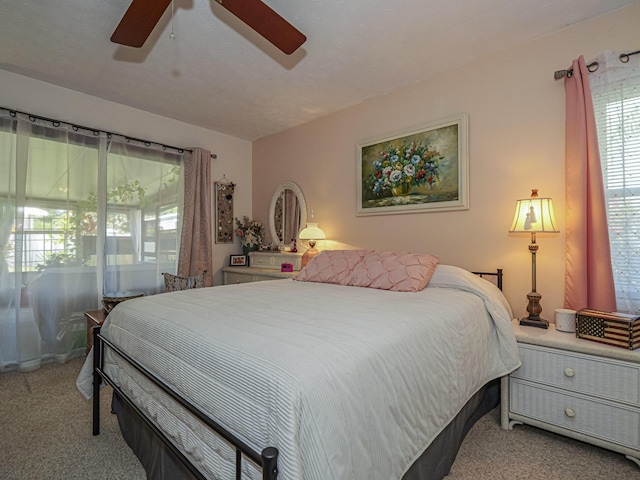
[356,114,468,216]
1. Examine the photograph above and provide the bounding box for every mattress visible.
[78,265,520,479]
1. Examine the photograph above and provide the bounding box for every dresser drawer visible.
[248,252,302,270]
[512,344,640,405]
[249,254,273,267]
[510,378,640,450]
[224,272,256,284]
[252,275,285,282]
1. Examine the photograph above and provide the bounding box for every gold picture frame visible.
[357,114,468,216]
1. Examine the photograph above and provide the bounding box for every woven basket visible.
[102,291,144,313]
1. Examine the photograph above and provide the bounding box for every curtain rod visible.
[553,48,640,80]
[0,106,217,159]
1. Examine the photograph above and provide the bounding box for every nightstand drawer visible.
[512,344,640,405]
[511,379,640,450]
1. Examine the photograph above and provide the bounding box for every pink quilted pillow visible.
[293,250,371,284]
[347,251,439,292]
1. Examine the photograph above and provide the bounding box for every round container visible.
[102,291,144,313]
[555,308,577,333]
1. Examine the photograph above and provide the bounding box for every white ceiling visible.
[0,0,637,141]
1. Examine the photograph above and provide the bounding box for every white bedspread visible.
[77,265,520,480]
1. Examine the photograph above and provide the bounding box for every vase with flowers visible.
[368,141,443,197]
[235,216,265,255]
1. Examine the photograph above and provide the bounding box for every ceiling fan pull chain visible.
[169,0,175,39]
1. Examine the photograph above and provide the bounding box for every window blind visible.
[592,71,640,312]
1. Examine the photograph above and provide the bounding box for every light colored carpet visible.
[0,358,638,479]
[0,357,145,480]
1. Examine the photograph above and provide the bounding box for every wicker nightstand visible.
[85,309,107,354]
[501,319,640,468]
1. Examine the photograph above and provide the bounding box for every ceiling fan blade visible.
[216,0,306,54]
[111,0,172,48]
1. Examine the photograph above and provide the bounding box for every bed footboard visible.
[92,325,279,480]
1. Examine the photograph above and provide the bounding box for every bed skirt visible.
[111,379,500,480]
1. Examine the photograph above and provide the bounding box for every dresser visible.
[222,251,303,285]
[501,320,640,468]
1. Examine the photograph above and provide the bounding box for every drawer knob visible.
[564,407,576,418]
[564,367,575,378]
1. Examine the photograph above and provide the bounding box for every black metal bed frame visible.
[92,328,279,480]
[472,268,503,291]
[91,268,503,480]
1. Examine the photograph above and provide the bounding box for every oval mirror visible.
[268,181,307,246]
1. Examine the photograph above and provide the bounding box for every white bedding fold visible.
[77,265,520,480]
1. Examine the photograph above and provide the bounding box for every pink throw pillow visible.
[347,251,439,292]
[293,250,371,284]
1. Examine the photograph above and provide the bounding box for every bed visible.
[77,253,521,480]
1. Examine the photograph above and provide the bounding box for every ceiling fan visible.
[111,0,306,55]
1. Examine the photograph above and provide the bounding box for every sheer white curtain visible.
[0,110,184,372]
[590,51,640,313]
[104,137,184,295]
[0,111,103,371]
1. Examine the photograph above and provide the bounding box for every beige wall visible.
[0,69,253,285]
[253,4,640,320]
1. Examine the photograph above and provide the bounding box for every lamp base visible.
[301,246,319,267]
[519,316,549,329]
[521,289,548,328]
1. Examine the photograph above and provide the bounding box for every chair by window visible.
[162,271,207,292]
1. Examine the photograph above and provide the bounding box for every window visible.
[0,110,184,370]
[1,130,182,276]
[12,206,79,272]
[592,58,640,312]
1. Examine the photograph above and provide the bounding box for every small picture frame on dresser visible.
[229,254,247,266]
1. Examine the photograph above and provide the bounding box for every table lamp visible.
[509,189,559,328]
[299,222,325,267]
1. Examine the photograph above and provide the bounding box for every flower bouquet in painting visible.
[357,116,467,215]
[235,216,264,254]
[368,142,442,197]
